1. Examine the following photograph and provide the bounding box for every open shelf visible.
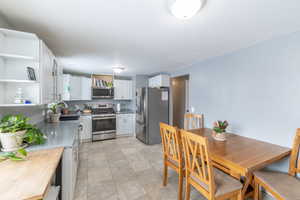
[0,53,37,61]
[0,104,41,107]
[0,79,39,84]
[91,74,114,88]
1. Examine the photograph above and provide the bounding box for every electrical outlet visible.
[191,106,195,113]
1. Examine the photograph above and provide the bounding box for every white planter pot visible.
[0,130,26,152]
[49,113,61,123]
[212,131,226,141]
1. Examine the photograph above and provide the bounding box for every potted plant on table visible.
[0,115,46,152]
[48,102,65,123]
[212,120,229,141]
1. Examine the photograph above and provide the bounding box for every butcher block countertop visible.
[0,147,64,200]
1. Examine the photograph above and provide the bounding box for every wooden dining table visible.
[188,128,291,199]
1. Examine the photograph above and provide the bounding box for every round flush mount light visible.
[170,0,204,20]
[112,66,125,74]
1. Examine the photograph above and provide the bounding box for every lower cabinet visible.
[79,115,92,142]
[62,129,79,200]
[116,114,135,136]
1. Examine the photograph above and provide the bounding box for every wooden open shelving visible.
[91,74,114,89]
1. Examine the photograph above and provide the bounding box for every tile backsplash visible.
[0,106,46,124]
[65,99,135,111]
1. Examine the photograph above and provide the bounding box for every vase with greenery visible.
[48,102,64,123]
[0,115,46,152]
[212,120,228,141]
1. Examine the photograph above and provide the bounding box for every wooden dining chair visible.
[253,129,300,200]
[184,113,204,130]
[159,122,184,200]
[180,129,243,200]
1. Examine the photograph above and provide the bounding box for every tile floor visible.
[74,137,258,200]
[74,136,209,200]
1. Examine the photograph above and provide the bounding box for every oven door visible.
[92,88,114,99]
[92,116,116,134]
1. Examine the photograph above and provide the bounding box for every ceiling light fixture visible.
[112,66,125,74]
[170,0,203,20]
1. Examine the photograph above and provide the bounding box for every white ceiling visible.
[1,0,300,75]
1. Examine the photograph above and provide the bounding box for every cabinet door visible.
[125,114,135,135]
[56,63,64,101]
[116,114,124,135]
[80,116,92,141]
[114,79,124,100]
[114,79,133,100]
[81,77,91,100]
[40,41,55,104]
[116,114,135,136]
[70,76,81,100]
[116,114,128,135]
[63,74,71,101]
[126,80,133,100]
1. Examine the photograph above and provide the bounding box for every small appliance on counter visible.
[91,104,116,141]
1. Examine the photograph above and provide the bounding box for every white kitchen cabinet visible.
[80,115,92,142]
[0,28,51,106]
[70,76,81,100]
[55,61,64,101]
[114,79,133,100]
[116,113,135,136]
[0,28,58,106]
[40,40,55,104]
[81,77,92,100]
[149,74,170,88]
[63,74,91,101]
[63,74,71,101]
[62,127,79,200]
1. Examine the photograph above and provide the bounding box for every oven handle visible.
[93,130,116,134]
[93,117,116,120]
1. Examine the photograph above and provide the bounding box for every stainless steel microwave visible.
[92,88,114,99]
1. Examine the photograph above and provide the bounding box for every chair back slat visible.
[181,129,215,193]
[184,113,204,130]
[289,129,300,176]
[160,123,182,163]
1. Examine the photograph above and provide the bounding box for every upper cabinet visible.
[114,79,133,100]
[81,77,92,100]
[40,41,55,104]
[63,74,91,101]
[0,28,57,106]
[149,74,170,88]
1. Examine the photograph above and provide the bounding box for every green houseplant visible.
[212,120,228,141]
[48,102,64,123]
[0,115,46,152]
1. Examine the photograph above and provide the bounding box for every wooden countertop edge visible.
[40,147,64,200]
[0,147,64,200]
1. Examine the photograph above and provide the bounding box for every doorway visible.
[171,75,189,129]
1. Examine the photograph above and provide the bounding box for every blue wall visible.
[172,31,300,175]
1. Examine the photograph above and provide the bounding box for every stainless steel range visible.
[91,104,116,141]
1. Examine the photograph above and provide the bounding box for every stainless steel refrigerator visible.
[136,87,169,145]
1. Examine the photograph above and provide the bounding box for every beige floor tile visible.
[75,137,211,200]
